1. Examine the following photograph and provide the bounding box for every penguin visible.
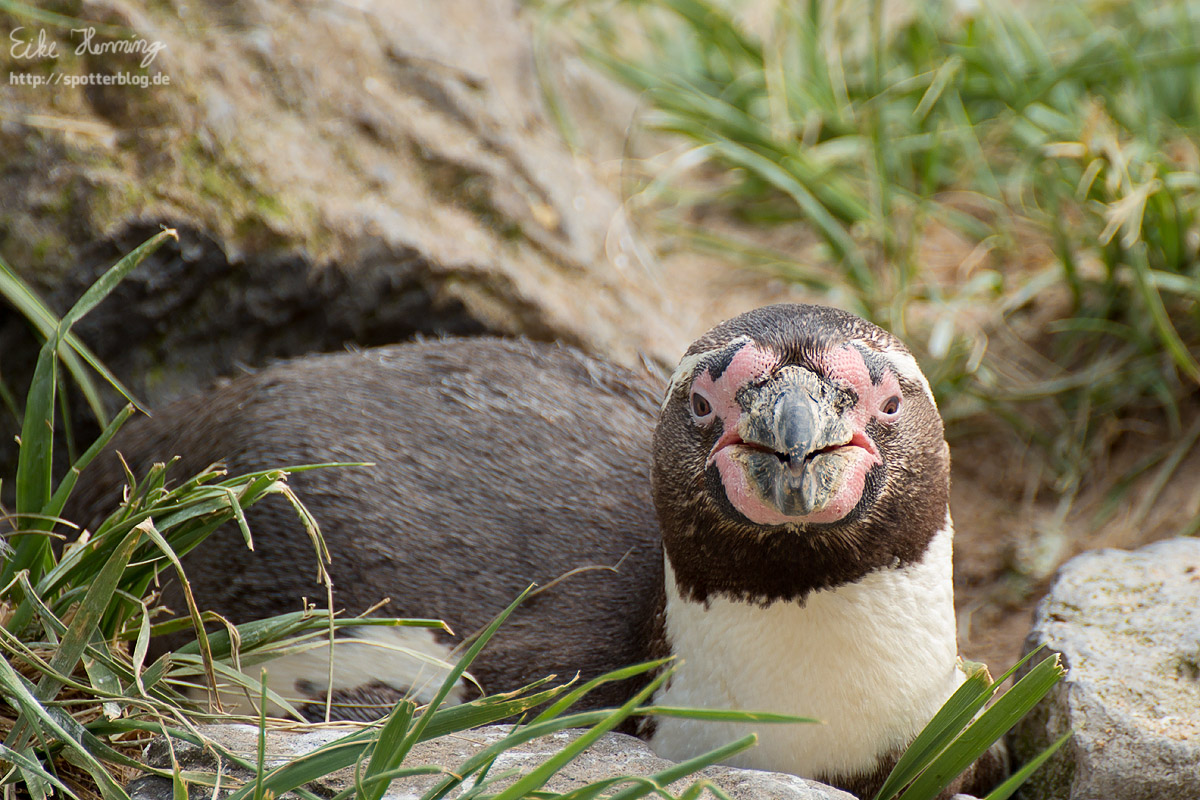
[67,304,1003,798]
[646,304,1003,796]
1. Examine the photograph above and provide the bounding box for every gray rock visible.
[127,723,855,800]
[0,0,688,479]
[1009,538,1200,800]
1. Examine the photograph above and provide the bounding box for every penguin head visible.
[653,304,950,603]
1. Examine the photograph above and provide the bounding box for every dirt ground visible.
[951,425,1200,672]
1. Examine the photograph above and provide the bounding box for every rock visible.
[1009,538,1200,800]
[127,723,855,800]
[0,0,687,478]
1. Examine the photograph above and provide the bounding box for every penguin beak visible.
[713,366,875,522]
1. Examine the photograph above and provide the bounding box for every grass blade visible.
[0,741,78,798]
[5,522,145,751]
[391,587,535,762]
[984,729,1072,800]
[221,589,535,800]
[12,340,59,533]
[896,654,1065,800]
[531,659,672,724]
[361,700,417,800]
[420,682,569,739]
[0,256,132,422]
[0,654,130,800]
[58,229,178,334]
[45,403,136,523]
[604,734,758,800]
[872,661,995,800]
[488,667,674,800]
[875,648,1052,800]
[635,706,816,724]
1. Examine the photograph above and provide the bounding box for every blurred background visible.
[1,0,1198,671]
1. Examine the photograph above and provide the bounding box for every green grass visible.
[0,232,771,800]
[535,0,1200,505]
[0,234,1065,800]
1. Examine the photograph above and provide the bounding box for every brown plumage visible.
[67,338,666,711]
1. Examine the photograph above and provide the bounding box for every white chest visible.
[650,518,962,782]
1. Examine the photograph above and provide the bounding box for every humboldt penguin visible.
[68,304,1002,798]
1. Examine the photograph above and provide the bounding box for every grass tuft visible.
[536,0,1200,503]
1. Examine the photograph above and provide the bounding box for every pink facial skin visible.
[690,342,779,445]
[691,343,787,525]
[696,342,902,526]
[814,344,903,447]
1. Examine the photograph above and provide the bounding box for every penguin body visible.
[69,304,1003,797]
[69,338,665,711]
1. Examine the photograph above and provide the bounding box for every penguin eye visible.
[880,395,901,416]
[690,392,713,418]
